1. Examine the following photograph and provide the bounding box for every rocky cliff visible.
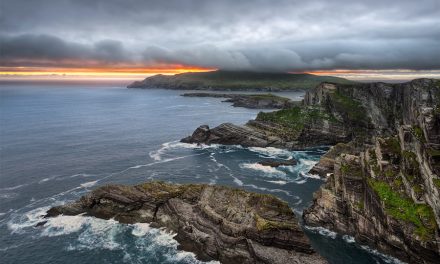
[44,181,325,264]
[183,78,440,263]
[303,79,440,263]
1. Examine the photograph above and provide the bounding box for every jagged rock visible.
[181,123,281,148]
[182,93,297,109]
[45,181,326,264]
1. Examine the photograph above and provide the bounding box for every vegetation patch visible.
[340,161,363,178]
[412,126,426,143]
[368,179,437,240]
[433,178,440,189]
[254,214,294,231]
[256,106,338,139]
[330,90,369,125]
[248,93,290,101]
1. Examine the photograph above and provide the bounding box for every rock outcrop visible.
[45,181,326,264]
[182,93,297,109]
[303,79,440,264]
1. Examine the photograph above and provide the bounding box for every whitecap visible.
[80,180,98,188]
[305,173,321,179]
[131,223,152,237]
[293,179,307,184]
[304,226,337,239]
[232,177,243,186]
[248,147,293,159]
[266,180,288,185]
[7,206,50,234]
[239,163,286,177]
[360,245,406,264]
[342,234,356,243]
[0,184,28,191]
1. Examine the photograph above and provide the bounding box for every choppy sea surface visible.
[0,82,403,264]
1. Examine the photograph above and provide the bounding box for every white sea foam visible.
[360,245,406,264]
[248,147,293,158]
[148,140,220,161]
[293,179,307,184]
[304,226,337,239]
[80,180,98,188]
[342,234,356,243]
[304,173,321,179]
[7,206,50,234]
[131,223,152,237]
[69,173,94,178]
[41,214,88,237]
[239,163,286,177]
[232,177,244,186]
[0,184,28,191]
[266,180,288,185]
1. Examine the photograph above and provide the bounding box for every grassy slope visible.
[146,70,355,90]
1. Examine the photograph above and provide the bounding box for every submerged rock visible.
[45,181,326,264]
[258,159,297,167]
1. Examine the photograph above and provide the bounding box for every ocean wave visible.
[360,245,406,264]
[266,180,288,185]
[342,234,356,243]
[239,163,286,177]
[0,184,28,191]
[149,141,220,161]
[80,180,98,188]
[7,206,51,234]
[248,147,293,159]
[304,226,337,239]
[8,208,218,263]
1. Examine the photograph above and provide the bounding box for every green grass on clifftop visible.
[256,106,338,139]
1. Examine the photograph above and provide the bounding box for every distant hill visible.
[127,70,355,91]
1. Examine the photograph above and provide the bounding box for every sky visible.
[1,0,440,81]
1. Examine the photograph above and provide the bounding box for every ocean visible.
[0,82,402,264]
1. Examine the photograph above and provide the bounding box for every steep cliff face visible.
[303,79,440,263]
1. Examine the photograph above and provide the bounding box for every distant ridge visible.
[127,70,355,91]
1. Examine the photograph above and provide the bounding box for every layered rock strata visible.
[45,181,326,264]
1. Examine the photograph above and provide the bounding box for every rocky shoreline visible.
[44,181,325,264]
[182,78,440,263]
[182,92,297,109]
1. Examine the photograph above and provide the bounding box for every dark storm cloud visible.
[0,34,131,66]
[1,0,440,71]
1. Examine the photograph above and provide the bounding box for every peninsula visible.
[127,70,354,91]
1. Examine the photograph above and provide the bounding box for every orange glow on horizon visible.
[0,65,216,80]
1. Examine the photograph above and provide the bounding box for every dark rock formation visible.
[182,92,298,109]
[258,159,297,167]
[45,181,325,264]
